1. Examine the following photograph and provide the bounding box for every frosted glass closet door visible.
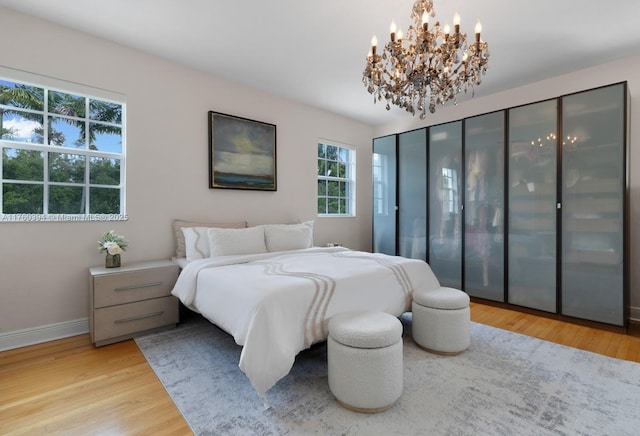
[398,129,427,260]
[372,135,397,255]
[464,112,505,301]
[561,84,626,325]
[428,121,463,288]
[507,100,557,312]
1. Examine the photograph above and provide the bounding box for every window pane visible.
[90,123,122,152]
[338,148,348,162]
[48,91,86,118]
[0,80,44,110]
[328,198,339,214]
[90,99,122,124]
[90,187,120,214]
[338,181,346,196]
[317,179,326,196]
[339,198,347,213]
[317,197,326,214]
[2,148,44,181]
[49,152,85,183]
[328,180,339,196]
[317,159,326,175]
[327,161,338,177]
[49,185,85,214]
[326,145,338,160]
[48,116,84,147]
[2,183,43,213]
[337,162,346,178]
[317,143,326,158]
[1,111,44,143]
[90,157,120,185]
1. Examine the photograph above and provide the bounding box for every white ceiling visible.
[2,0,640,126]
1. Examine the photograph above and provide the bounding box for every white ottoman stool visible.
[327,310,403,413]
[412,287,470,355]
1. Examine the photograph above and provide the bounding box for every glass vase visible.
[105,253,121,268]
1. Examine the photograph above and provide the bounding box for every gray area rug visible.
[135,312,640,435]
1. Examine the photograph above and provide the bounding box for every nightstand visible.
[89,259,180,347]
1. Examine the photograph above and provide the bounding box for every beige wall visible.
[375,55,640,318]
[1,7,638,342]
[0,8,374,335]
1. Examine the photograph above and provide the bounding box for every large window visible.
[317,141,355,216]
[0,73,125,222]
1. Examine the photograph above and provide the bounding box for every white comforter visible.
[171,247,441,397]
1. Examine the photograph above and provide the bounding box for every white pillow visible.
[173,219,247,258]
[264,221,314,252]
[181,227,212,261]
[207,226,267,257]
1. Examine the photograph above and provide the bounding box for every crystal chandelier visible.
[363,0,490,119]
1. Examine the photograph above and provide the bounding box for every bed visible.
[170,220,441,399]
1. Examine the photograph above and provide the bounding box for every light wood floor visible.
[2,303,639,435]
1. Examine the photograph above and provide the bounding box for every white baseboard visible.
[0,318,89,352]
[630,306,640,323]
[0,308,638,352]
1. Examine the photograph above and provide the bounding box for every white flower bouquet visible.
[98,230,128,255]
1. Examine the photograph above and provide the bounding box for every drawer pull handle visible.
[114,311,164,324]
[115,281,163,291]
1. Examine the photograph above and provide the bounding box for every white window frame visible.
[317,139,356,217]
[0,67,126,222]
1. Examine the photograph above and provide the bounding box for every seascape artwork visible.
[208,112,276,191]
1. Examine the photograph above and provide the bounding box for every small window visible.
[1,73,126,222]
[317,141,355,216]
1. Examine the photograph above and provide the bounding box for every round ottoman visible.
[412,287,470,355]
[327,310,403,413]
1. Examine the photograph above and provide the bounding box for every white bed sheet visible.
[171,247,441,397]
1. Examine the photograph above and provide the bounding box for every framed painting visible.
[208,111,277,191]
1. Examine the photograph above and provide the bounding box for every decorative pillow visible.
[173,219,247,258]
[181,227,212,261]
[207,226,267,257]
[264,221,314,252]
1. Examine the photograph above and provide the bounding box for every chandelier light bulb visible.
[390,20,397,34]
[475,20,482,34]
[444,23,451,34]
[453,12,461,26]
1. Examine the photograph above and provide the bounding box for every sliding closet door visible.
[428,121,463,288]
[398,129,427,260]
[464,112,505,300]
[372,135,397,255]
[507,100,558,312]
[560,83,626,325]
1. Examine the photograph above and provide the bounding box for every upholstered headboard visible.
[172,219,247,258]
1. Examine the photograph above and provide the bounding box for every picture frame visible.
[208,111,277,191]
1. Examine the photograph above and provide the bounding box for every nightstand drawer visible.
[93,267,179,308]
[93,296,178,342]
